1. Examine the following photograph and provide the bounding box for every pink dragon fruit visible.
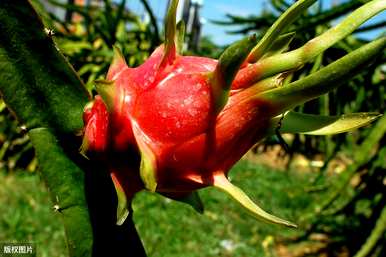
[81,0,385,227]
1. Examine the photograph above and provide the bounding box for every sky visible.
[125,0,386,46]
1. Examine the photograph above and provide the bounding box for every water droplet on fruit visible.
[188,108,198,116]
[184,96,194,105]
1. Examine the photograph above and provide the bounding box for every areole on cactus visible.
[81,0,385,228]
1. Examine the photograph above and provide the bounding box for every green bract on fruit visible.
[81,0,385,227]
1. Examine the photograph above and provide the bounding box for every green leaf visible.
[139,148,157,192]
[248,0,316,62]
[213,174,297,228]
[260,37,386,115]
[244,0,386,85]
[0,1,90,134]
[29,128,93,257]
[94,79,115,111]
[106,45,127,80]
[272,112,381,135]
[262,32,295,58]
[210,35,257,113]
[132,122,157,192]
[111,173,130,226]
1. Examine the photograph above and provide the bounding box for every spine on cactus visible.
[81,0,385,228]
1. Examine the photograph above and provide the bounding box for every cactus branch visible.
[30,128,93,257]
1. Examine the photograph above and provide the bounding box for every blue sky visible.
[125,0,386,46]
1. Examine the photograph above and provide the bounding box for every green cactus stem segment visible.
[247,0,317,63]
[269,112,382,135]
[176,20,185,54]
[111,173,130,225]
[239,0,386,86]
[0,0,90,134]
[259,37,386,116]
[29,128,93,257]
[161,0,179,67]
[213,173,297,228]
[210,35,257,113]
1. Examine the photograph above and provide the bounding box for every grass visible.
[0,171,67,257]
[0,160,326,257]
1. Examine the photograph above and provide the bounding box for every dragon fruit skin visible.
[82,0,385,227]
[83,43,274,194]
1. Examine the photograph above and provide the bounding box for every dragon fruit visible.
[81,0,385,227]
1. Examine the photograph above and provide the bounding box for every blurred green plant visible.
[0,101,35,173]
